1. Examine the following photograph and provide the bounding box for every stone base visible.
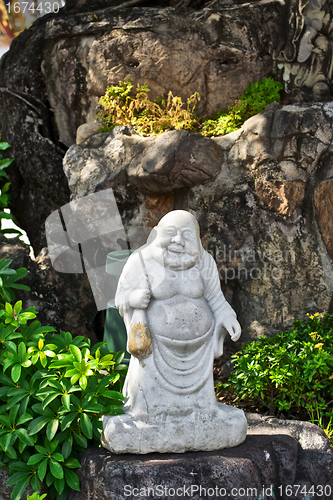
[65,414,333,500]
[101,403,247,454]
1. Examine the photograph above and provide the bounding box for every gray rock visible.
[64,414,333,500]
[42,2,282,146]
[0,0,282,255]
[64,127,224,197]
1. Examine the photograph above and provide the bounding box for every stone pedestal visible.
[66,414,333,500]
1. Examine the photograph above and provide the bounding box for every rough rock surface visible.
[42,2,281,146]
[272,0,333,101]
[0,236,98,343]
[63,102,333,341]
[0,0,282,255]
[64,127,224,197]
[65,414,333,500]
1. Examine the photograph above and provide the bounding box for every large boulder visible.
[0,0,282,256]
[42,1,281,147]
[63,102,333,341]
[64,413,333,500]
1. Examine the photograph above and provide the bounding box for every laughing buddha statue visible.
[101,210,247,453]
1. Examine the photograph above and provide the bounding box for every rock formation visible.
[63,102,333,341]
[0,0,332,343]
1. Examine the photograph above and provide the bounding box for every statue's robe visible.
[115,245,236,416]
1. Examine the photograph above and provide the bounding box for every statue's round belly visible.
[147,295,213,341]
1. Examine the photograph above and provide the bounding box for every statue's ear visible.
[146,227,158,245]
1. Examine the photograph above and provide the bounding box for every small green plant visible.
[27,494,47,500]
[201,77,284,136]
[0,134,22,237]
[0,260,127,500]
[220,313,333,440]
[97,79,200,136]
[96,77,283,138]
[0,260,30,305]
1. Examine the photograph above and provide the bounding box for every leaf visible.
[27,454,45,465]
[1,432,13,451]
[73,430,87,448]
[5,443,17,459]
[0,414,11,427]
[10,475,31,500]
[28,416,50,435]
[16,413,33,426]
[61,434,73,459]
[9,404,19,424]
[6,471,30,487]
[15,428,35,447]
[62,394,71,411]
[79,374,88,390]
[65,469,80,491]
[8,462,31,472]
[69,344,82,363]
[60,412,77,431]
[102,390,124,400]
[80,413,93,439]
[11,364,22,383]
[46,418,59,441]
[52,452,64,462]
[64,458,81,469]
[42,391,60,410]
[54,476,65,495]
[30,472,40,494]
[50,459,64,479]
[38,458,48,481]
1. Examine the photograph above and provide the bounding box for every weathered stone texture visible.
[63,102,333,341]
[41,2,282,146]
[63,414,333,500]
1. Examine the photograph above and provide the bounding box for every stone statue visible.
[101,210,247,454]
[273,0,333,97]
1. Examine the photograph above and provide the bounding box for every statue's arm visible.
[201,251,241,351]
[115,252,149,328]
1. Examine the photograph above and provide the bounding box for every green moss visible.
[96,77,284,137]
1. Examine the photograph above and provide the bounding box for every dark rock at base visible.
[65,413,333,500]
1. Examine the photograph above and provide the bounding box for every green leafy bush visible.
[96,77,283,138]
[0,135,21,237]
[0,260,127,500]
[0,260,30,305]
[201,77,284,136]
[97,79,200,136]
[220,313,333,435]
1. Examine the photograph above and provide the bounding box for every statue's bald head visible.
[158,210,199,235]
[150,210,202,270]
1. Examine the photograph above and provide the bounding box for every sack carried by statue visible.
[128,309,153,360]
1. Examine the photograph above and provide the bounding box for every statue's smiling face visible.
[151,212,201,270]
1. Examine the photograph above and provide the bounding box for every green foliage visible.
[97,79,200,135]
[221,313,333,437]
[0,260,30,306]
[27,494,47,500]
[96,78,283,138]
[0,260,127,500]
[0,134,21,237]
[201,78,284,136]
